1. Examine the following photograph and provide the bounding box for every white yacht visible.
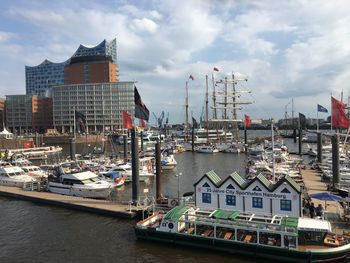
[21,165,48,180]
[0,163,36,187]
[48,170,115,199]
[161,154,177,170]
[195,145,219,153]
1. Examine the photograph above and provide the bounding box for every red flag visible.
[244,115,251,127]
[122,111,132,129]
[213,67,219,72]
[139,119,146,128]
[189,75,194,80]
[331,96,349,128]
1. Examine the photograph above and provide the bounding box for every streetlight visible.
[176,172,183,204]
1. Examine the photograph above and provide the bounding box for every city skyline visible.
[0,0,349,125]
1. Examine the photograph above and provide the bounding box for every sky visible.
[0,0,349,125]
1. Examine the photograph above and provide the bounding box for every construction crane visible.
[152,111,165,128]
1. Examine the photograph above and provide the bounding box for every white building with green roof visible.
[194,171,302,217]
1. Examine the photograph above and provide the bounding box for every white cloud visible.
[1,0,350,122]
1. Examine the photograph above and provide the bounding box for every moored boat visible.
[135,206,350,263]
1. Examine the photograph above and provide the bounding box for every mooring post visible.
[244,128,248,154]
[123,135,127,162]
[317,132,322,163]
[155,141,162,203]
[70,137,76,161]
[131,129,139,204]
[298,129,302,155]
[140,131,144,152]
[332,134,339,190]
[293,129,297,143]
[191,128,195,152]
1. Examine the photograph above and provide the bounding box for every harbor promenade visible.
[0,185,149,219]
[301,167,341,215]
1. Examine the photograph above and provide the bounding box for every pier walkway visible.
[0,186,151,219]
[301,167,343,218]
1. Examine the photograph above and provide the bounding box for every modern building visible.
[25,39,118,96]
[64,55,118,84]
[5,95,53,134]
[194,171,301,217]
[0,98,5,131]
[52,82,135,133]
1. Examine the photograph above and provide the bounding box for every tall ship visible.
[135,206,350,263]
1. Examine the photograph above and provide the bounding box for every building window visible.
[252,197,263,208]
[226,195,236,206]
[202,193,211,204]
[280,200,292,211]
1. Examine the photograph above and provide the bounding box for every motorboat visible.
[0,162,36,188]
[195,145,219,154]
[21,165,48,180]
[99,171,126,187]
[161,154,177,170]
[47,169,115,199]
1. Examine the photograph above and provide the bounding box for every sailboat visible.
[209,72,252,152]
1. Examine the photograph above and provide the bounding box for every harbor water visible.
[0,131,313,263]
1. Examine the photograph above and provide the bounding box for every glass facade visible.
[25,39,118,96]
[52,82,134,133]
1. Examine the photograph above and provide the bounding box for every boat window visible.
[237,229,257,243]
[284,235,297,248]
[259,232,281,247]
[298,231,326,245]
[216,227,235,240]
[195,224,214,237]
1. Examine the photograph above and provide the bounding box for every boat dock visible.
[0,186,151,219]
[301,167,345,222]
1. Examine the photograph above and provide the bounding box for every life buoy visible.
[147,164,152,173]
[171,199,178,207]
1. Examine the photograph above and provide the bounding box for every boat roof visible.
[164,206,191,220]
[62,171,98,180]
[211,209,240,220]
[297,218,331,232]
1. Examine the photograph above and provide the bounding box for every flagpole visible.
[331,94,333,132]
[73,106,76,139]
[317,107,319,132]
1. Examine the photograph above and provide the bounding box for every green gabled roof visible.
[256,173,273,190]
[283,174,301,192]
[281,217,299,229]
[164,205,190,220]
[228,171,247,188]
[205,170,222,186]
[212,209,240,220]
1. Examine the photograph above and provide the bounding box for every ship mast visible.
[185,80,189,142]
[205,75,209,144]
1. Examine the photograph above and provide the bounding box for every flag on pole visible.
[213,67,219,72]
[75,110,86,132]
[244,115,251,127]
[189,75,194,80]
[299,113,306,129]
[122,111,132,129]
[317,104,328,113]
[139,119,146,128]
[134,87,150,121]
[331,96,349,128]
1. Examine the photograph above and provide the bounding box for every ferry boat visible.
[135,206,350,263]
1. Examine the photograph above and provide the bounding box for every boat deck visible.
[0,185,147,219]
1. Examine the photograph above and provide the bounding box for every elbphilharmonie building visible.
[25,39,118,96]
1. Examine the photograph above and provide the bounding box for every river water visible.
[0,131,310,263]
